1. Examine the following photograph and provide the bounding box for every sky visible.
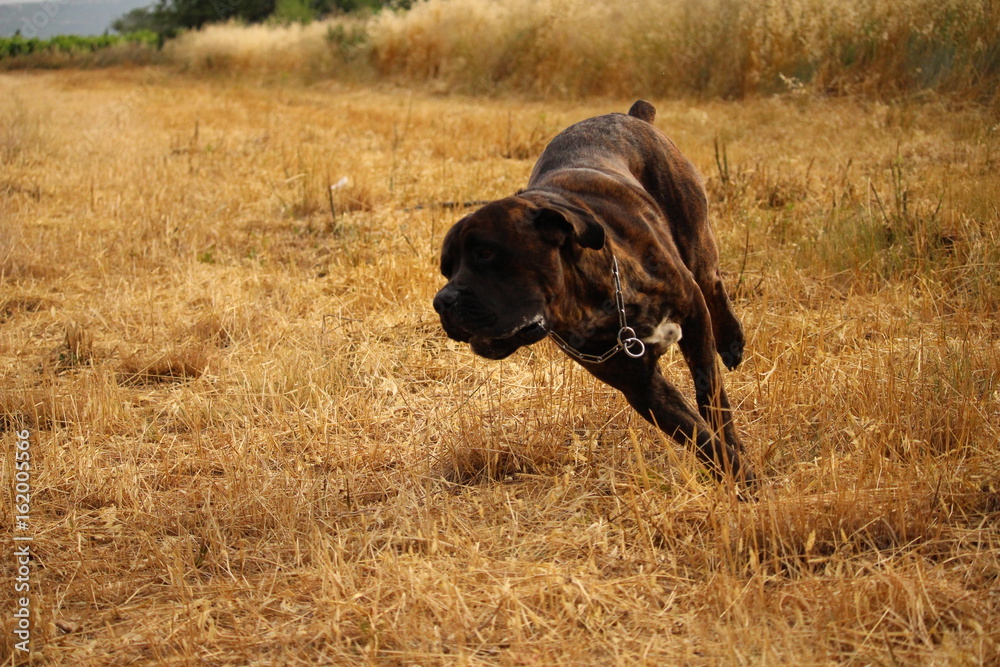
[0,0,153,38]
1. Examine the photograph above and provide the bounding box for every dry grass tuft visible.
[0,387,72,432]
[53,323,95,373]
[164,18,364,79]
[117,345,210,385]
[0,96,46,166]
[190,306,267,348]
[0,69,997,663]
[0,295,48,324]
[438,440,541,487]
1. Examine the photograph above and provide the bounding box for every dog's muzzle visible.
[434,286,548,359]
[467,316,548,359]
[433,286,492,342]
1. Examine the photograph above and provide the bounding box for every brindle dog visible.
[433,100,752,485]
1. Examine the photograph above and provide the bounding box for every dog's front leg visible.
[582,356,748,483]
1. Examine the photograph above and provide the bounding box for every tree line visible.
[112,0,410,38]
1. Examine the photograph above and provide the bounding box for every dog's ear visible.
[530,204,605,250]
[440,217,468,277]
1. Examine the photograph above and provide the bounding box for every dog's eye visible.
[474,247,495,262]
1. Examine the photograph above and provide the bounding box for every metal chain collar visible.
[547,254,646,364]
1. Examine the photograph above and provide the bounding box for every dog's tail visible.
[627,100,656,123]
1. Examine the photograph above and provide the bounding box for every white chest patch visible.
[642,318,682,348]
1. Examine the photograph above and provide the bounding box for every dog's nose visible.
[433,286,459,314]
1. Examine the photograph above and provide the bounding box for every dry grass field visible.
[1,65,999,665]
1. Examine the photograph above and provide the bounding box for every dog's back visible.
[527,101,710,272]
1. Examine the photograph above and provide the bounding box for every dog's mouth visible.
[469,316,548,360]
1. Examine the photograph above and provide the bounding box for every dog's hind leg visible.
[671,220,745,370]
[674,207,745,370]
[632,143,745,370]
[694,263,745,371]
[673,289,745,463]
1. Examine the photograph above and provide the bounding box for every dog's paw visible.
[713,311,745,370]
[718,336,744,370]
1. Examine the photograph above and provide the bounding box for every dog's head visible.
[433,194,605,359]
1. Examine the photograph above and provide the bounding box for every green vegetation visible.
[112,0,393,38]
[0,31,160,59]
